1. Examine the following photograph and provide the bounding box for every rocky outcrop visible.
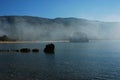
[32,48,39,53]
[20,48,31,53]
[0,48,40,53]
[44,43,55,54]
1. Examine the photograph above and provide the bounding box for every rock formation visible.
[44,43,55,54]
[32,48,39,53]
[20,48,31,53]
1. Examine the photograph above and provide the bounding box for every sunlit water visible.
[0,40,120,80]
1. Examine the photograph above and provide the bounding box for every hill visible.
[0,16,120,41]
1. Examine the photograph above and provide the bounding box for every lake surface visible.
[0,40,120,80]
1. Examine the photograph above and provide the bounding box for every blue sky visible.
[0,0,120,21]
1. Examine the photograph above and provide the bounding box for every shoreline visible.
[0,40,70,44]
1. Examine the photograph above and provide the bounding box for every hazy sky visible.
[0,0,120,21]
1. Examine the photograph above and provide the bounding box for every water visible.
[0,41,120,80]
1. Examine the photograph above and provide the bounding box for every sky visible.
[0,0,120,21]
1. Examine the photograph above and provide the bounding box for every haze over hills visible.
[0,16,120,41]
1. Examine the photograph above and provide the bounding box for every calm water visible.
[0,40,120,80]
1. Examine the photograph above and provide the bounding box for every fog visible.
[0,16,120,41]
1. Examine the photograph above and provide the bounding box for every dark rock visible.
[32,49,39,53]
[11,49,19,52]
[44,43,55,54]
[20,48,30,53]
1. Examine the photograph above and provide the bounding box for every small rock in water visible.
[44,43,55,54]
[11,49,19,52]
[20,48,31,53]
[32,49,39,53]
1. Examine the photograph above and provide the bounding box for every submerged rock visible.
[20,48,30,53]
[11,49,19,52]
[44,43,55,54]
[32,48,39,53]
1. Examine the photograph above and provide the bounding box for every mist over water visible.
[0,16,120,41]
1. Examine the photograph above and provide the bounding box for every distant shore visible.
[0,40,70,44]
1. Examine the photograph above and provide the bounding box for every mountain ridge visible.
[0,15,120,41]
